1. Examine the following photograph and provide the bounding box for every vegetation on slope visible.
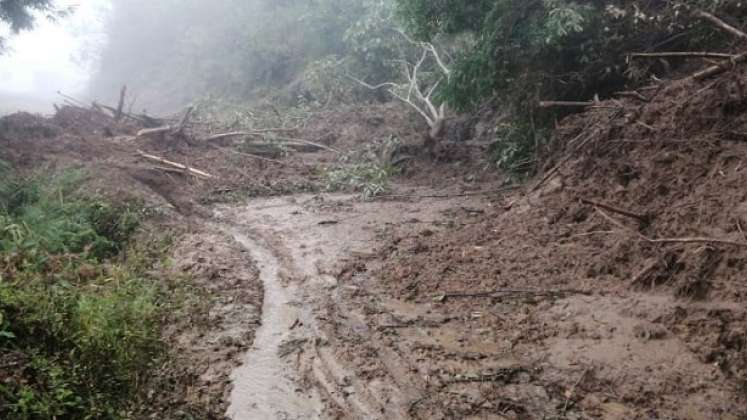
[0,164,173,419]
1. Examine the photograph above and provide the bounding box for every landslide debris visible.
[347,68,747,418]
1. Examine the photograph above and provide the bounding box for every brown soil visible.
[3,65,747,419]
[339,70,747,418]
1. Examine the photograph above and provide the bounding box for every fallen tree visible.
[348,30,451,146]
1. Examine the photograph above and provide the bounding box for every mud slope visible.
[342,70,747,418]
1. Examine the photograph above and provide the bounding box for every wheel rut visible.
[215,192,487,419]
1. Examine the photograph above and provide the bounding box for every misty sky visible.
[0,0,109,100]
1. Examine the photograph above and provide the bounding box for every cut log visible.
[691,52,747,80]
[136,150,214,179]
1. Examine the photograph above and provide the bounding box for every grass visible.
[0,164,175,419]
[323,135,401,200]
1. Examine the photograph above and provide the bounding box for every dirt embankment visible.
[334,70,747,418]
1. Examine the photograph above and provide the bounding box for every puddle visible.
[226,230,323,420]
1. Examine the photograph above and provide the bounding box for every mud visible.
[216,192,492,419]
[4,66,747,418]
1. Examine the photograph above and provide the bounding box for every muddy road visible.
[213,189,746,420]
[215,192,490,419]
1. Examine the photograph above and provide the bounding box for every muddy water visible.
[225,230,324,419]
[219,193,490,419]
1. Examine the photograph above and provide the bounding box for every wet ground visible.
[215,190,746,420]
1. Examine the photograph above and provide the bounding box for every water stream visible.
[225,230,323,420]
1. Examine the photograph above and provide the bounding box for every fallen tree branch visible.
[648,237,747,248]
[228,150,286,165]
[270,136,342,154]
[580,198,649,224]
[614,90,650,102]
[115,85,127,121]
[690,52,747,80]
[136,150,214,179]
[173,106,193,136]
[594,206,747,248]
[539,100,594,108]
[695,10,747,42]
[137,126,172,137]
[445,367,529,384]
[629,51,735,59]
[592,206,652,241]
[206,128,299,141]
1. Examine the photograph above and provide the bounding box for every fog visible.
[0,0,109,114]
[1,0,399,115]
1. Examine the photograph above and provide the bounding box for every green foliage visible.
[492,121,549,176]
[0,168,171,419]
[0,169,144,266]
[0,0,72,52]
[323,136,401,200]
[395,0,747,168]
[91,0,402,111]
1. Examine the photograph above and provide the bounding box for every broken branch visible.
[539,101,594,108]
[648,237,747,248]
[629,51,735,59]
[695,10,747,42]
[136,150,214,179]
[581,198,649,224]
[173,106,194,136]
[115,85,127,121]
[690,52,747,80]
[137,126,172,137]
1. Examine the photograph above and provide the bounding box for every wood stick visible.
[695,10,747,42]
[206,128,299,141]
[274,137,341,154]
[137,126,172,137]
[229,150,286,165]
[630,259,661,285]
[136,150,214,178]
[592,206,652,241]
[691,52,747,80]
[629,52,735,59]
[648,237,747,248]
[539,101,594,108]
[174,106,193,136]
[595,207,747,248]
[115,85,127,121]
[615,91,650,102]
[581,198,649,223]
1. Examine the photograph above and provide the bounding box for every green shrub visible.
[323,135,402,200]
[395,0,747,166]
[0,167,171,419]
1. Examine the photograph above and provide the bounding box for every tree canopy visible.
[0,0,59,51]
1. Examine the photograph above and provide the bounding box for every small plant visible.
[323,135,402,200]
[492,121,548,177]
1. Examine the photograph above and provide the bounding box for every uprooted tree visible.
[349,30,451,147]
